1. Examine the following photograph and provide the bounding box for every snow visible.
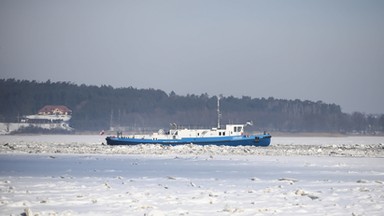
[0,135,383,157]
[0,135,384,215]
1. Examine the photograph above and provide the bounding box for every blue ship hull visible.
[106,134,271,147]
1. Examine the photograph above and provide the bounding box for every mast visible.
[217,96,221,129]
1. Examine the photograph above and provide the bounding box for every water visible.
[0,154,383,183]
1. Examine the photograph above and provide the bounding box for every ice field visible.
[0,135,383,215]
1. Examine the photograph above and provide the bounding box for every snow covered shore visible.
[0,135,383,215]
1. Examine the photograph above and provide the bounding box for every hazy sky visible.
[1,0,383,114]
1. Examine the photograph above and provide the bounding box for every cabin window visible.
[219,132,222,136]
[234,127,237,132]
[223,132,225,136]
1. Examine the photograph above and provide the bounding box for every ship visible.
[106,97,271,146]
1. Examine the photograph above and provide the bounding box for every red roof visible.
[38,105,72,115]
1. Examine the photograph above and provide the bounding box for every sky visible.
[0,0,383,114]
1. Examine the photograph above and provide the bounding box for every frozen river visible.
[1,153,383,182]
[1,154,383,216]
[0,135,383,215]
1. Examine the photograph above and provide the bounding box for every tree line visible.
[0,79,383,133]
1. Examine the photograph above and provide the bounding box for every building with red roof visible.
[38,105,72,116]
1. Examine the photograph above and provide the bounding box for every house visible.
[38,105,72,116]
[1,105,75,134]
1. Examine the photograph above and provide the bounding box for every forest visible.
[0,79,383,134]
